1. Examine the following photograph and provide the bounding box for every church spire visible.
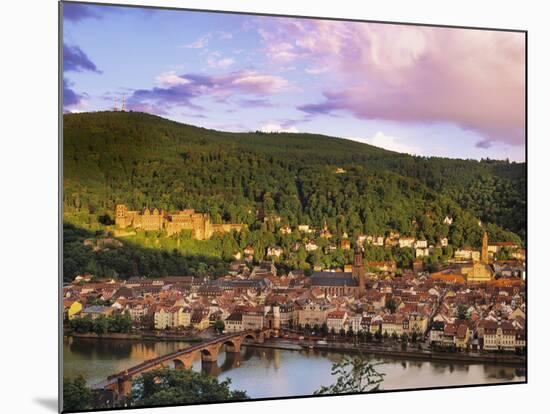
[352,244,366,297]
[481,231,489,264]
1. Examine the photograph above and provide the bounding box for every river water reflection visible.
[63,337,525,398]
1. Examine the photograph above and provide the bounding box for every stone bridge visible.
[92,329,274,403]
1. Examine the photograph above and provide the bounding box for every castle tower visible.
[352,245,366,297]
[481,231,489,264]
[115,204,128,227]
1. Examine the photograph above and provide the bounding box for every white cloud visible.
[260,122,299,133]
[183,34,210,49]
[155,71,190,87]
[304,66,331,75]
[207,55,235,69]
[350,131,421,155]
[218,32,233,40]
[231,73,292,94]
[260,38,298,62]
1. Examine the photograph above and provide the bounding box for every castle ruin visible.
[115,204,242,240]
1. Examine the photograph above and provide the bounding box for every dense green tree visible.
[63,376,92,411]
[213,319,225,334]
[458,304,469,321]
[365,331,373,342]
[92,316,109,335]
[62,112,525,280]
[68,313,132,334]
[63,223,228,282]
[109,312,132,333]
[69,315,94,333]
[131,368,248,406]
[385,298,397,314]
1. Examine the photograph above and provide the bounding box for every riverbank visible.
[243,341,304,351]
[65,332,203,342]
[249,339,526,366]
[65,332,525,366]
[65,336,525,402]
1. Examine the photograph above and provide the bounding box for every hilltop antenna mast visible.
[113,96,118,111]
[121,95,126,112]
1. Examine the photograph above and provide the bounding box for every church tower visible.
[352,245,366,297]
[481,231,489,264]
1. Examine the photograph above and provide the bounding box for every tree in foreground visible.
[63,375,93,411]
[213,319,225,334]
[314,354,385,395]
[131,368,248,407]
[385,298,397,314]
[457,304,468,321]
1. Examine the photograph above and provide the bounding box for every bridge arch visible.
[220,338,241,354]
[200,345,219,363]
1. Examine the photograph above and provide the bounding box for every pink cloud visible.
[257,18,525,147]
[230,72,290,94]
[128,70,291,114]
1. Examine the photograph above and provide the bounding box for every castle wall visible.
[212,224,243,233]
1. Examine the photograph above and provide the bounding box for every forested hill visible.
[63,111,525,244]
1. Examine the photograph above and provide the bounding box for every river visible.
[63,337,525,398]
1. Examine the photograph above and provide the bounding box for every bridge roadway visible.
[92,329,273,396]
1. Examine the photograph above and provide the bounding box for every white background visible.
[0,0,547,413]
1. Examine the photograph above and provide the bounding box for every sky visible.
[62,2,526,161]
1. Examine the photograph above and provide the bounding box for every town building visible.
[241,306,265,330]
[399,237,416,248]
[340,234,351,250]
[297,302,331,327]
[327,310,347,332]
[64,300,83,320]
[80,305,114,320]
[367,261,397,272]
[225,312,244,332]
[455,248,481,261]
[154,306,191,330]
[483,320,518,351]
[191,309,210,330]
